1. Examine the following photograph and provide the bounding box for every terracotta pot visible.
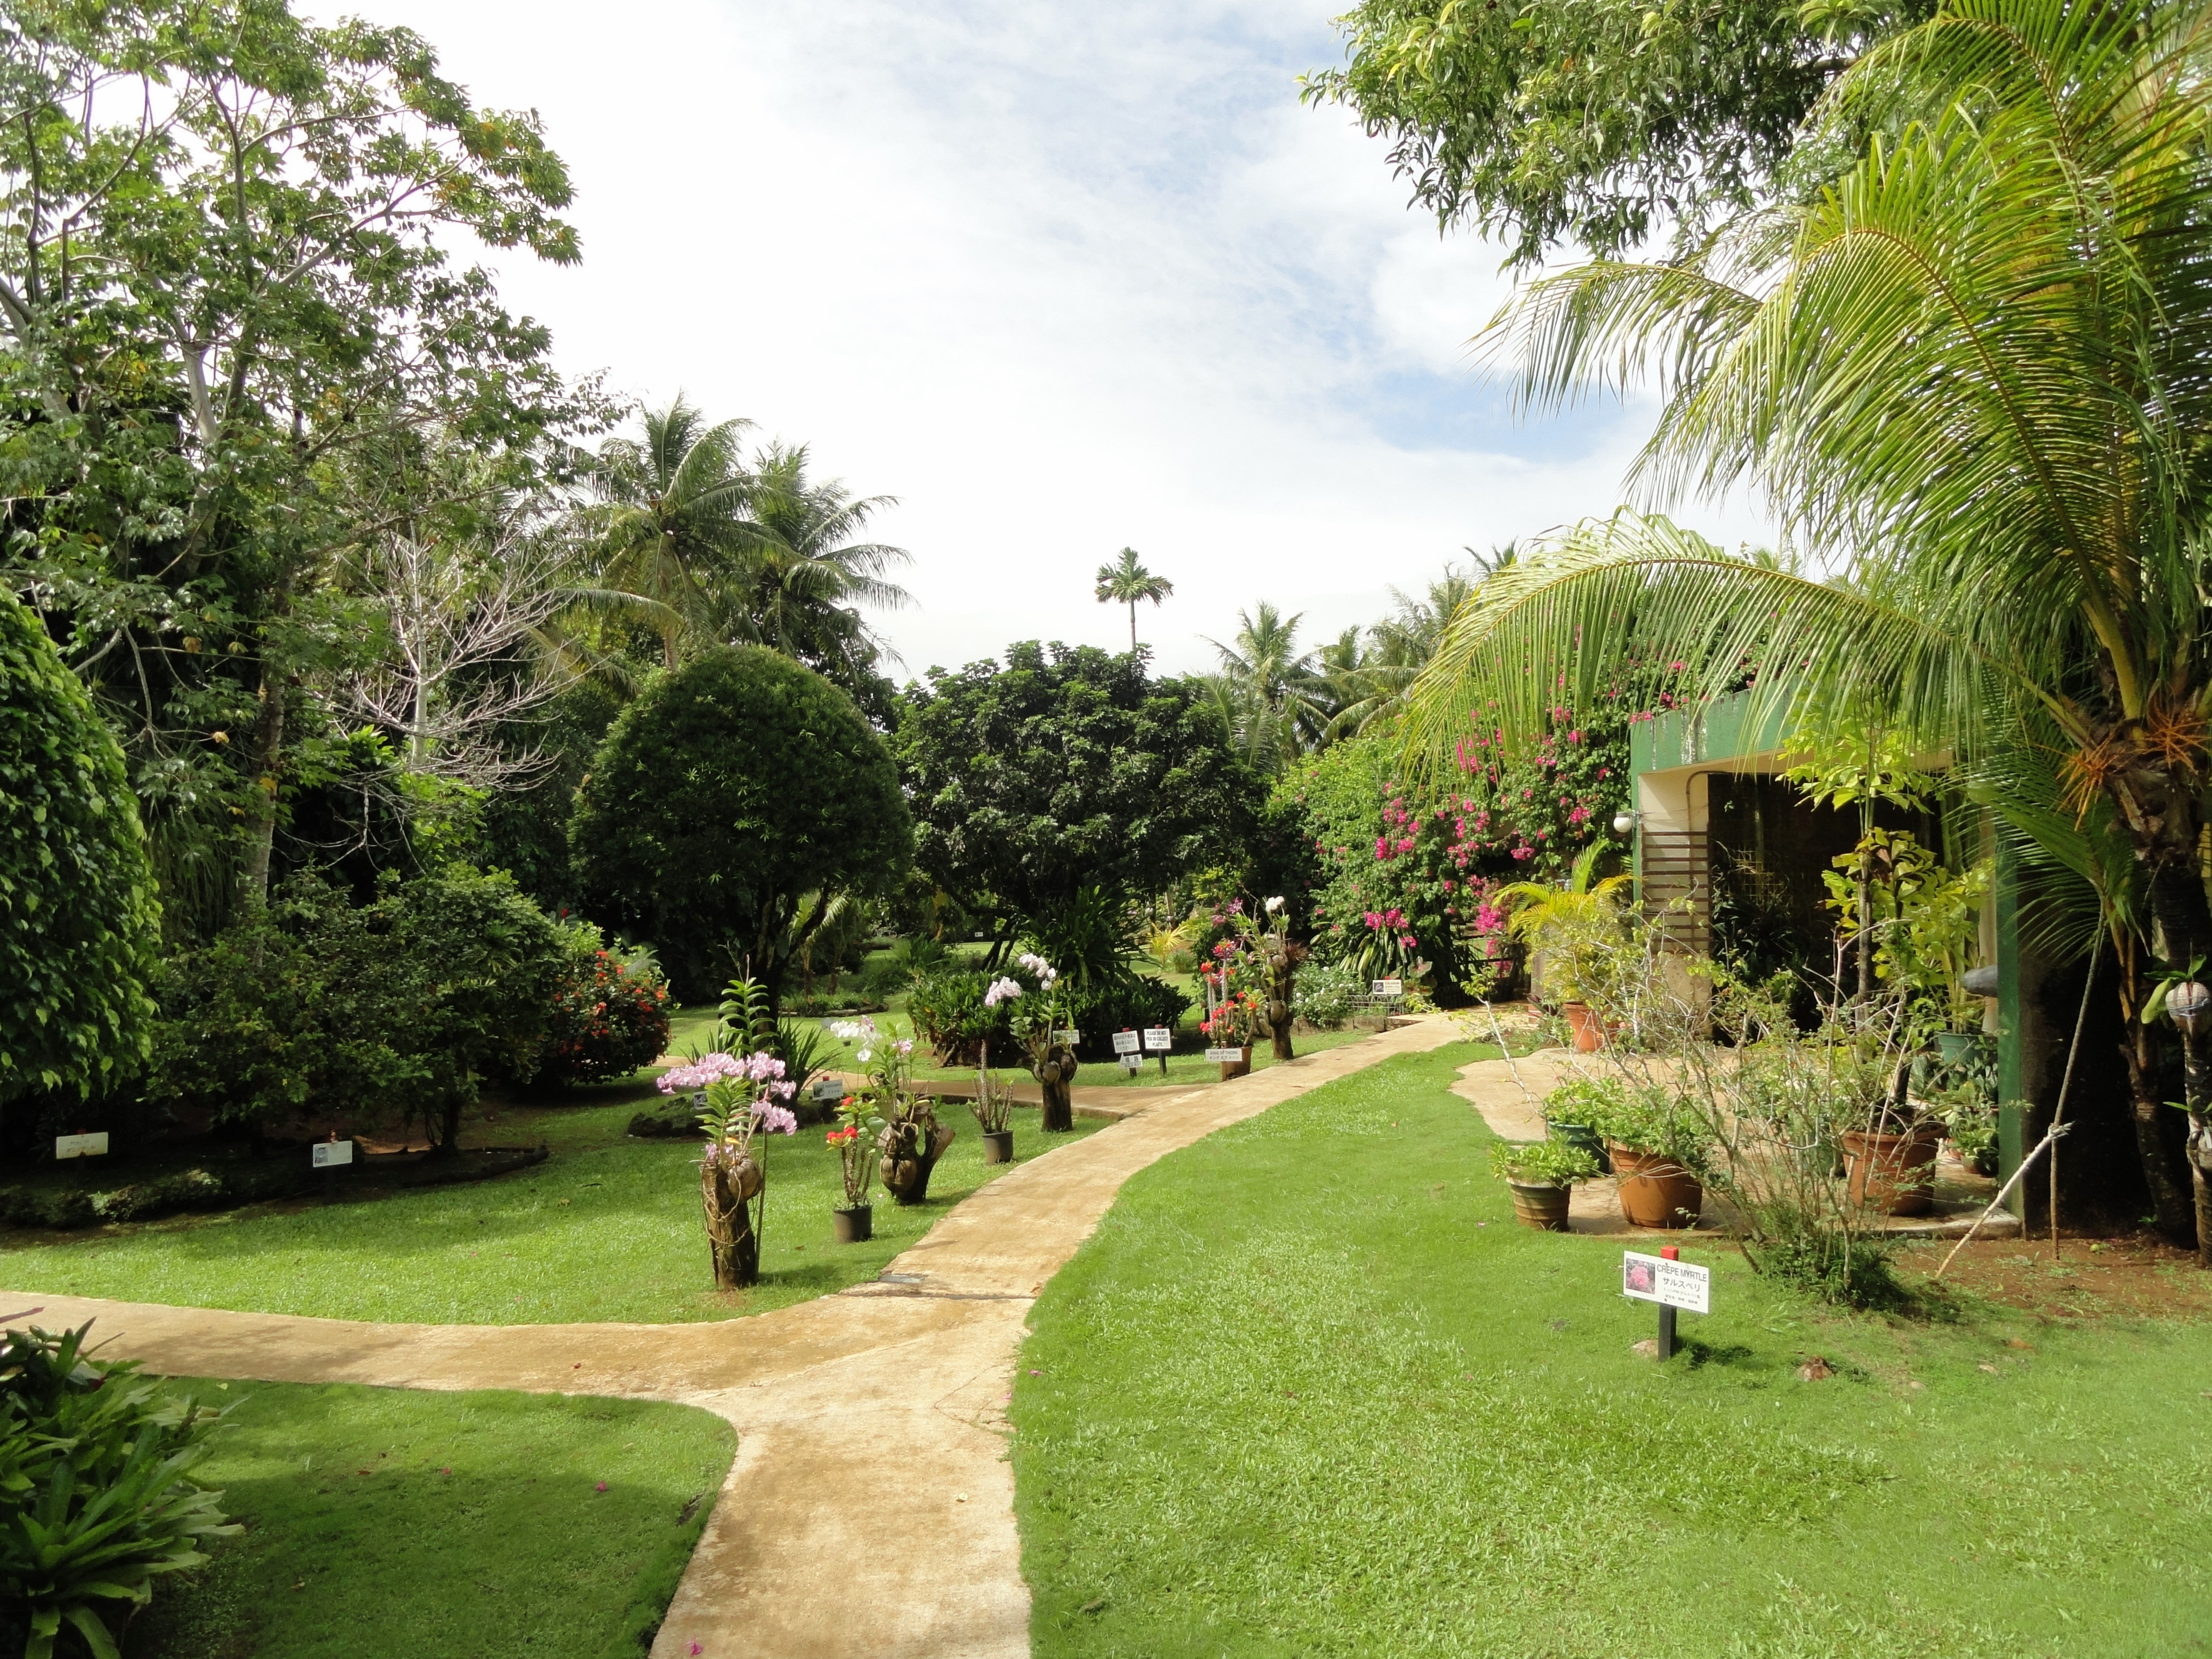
[1508,1180,1571,1231]
[1843,1122,1944,1216]
[1563,1001,1604,1053]
[981,1130,1013,1165]
[832,1204,873,1244]
[1219,1045,1253,1081]
[1609,1144,1703,1228]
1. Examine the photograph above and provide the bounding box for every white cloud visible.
[332,0,1778,676]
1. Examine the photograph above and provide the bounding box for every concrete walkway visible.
[3,1016,1463,1659]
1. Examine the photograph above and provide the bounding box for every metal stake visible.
[1656,1245,1679,1359]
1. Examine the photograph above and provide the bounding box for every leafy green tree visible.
[1409,0,2212,1236]
[0,2,598,926]
[570,647,911,1001]
[1302,0,1926,264]
[897,641,1259,950]
[0,588,161,1112]
[1094,547,1174,651]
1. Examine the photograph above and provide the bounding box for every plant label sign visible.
[1111,1029,1142,1056]
[812,1077,847,1102]
[1141,1026,1173,1052]
[1054,1028,1080,1045]
[311,1139,354,1169]
[54,1133,108,1160]
[1204,1046,1246,1063]
[1621,1251,1709,1314]
[1372,979,1403,998]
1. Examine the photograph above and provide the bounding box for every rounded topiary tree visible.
[0,589,161,1114]
[571,647,911,1001]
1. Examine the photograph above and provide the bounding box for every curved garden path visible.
[3,1017,1461,1659]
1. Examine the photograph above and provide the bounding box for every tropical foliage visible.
[1407,0,2212,1233]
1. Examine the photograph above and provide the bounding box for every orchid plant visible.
[832,1015,953,1202]
[987,953,1079,1128]
[660,1051,798,1288]
[1199,897,1301,1055]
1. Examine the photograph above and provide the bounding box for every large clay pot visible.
[1508,1181,1571,1231]
[1843,1122,1944,1216]
[1610,1144,1703,1229]
[832,1204,873,1243]
[1563,1001,1604,1053]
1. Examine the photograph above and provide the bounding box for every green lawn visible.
[1,1095,1101,1325]
[1013,1043,2212,1658]
[124,1378,732,1659]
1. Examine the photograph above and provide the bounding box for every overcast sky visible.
[340,0,1775,678]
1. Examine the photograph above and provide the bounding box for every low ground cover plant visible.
[1,1323,235,1658]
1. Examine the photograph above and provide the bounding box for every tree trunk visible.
[2124,1018,2193,1240]
[1038,1047,1075,1132]
[703,1152,763,1287]
[236,674,286,916]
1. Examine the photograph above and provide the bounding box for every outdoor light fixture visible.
[2171,981,2212,1035]
[1611,810,1639,837]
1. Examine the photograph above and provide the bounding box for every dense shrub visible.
[0,588,162,1114]
[1290,958,1367,1029]
[0,1159,317,1229]
[570,647,911,1001]
[0,1323,236,1656]
[151,868,565,1150]
[538,924,671,1086]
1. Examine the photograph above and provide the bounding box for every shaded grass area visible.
[125,1378,732,1659]
[1013,1044,2212,1658]
[1,1098,1101,1325]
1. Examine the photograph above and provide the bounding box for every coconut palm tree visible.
[585,395,756,669]
[1094,547,1175,651]
[734,442,914,697]
[1204,602,1333,774]
[1405,0,2212,1239]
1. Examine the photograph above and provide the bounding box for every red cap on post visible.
[1660,1245,1679,1261]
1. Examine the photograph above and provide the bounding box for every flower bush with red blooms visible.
[1280,664,1672,994]
[538,924,672,1086]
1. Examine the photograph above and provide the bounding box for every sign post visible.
[1142,1026,1173,1076]
[1370,979,1403,1031]
[312,1134,354,1202]
[1621,1244,1709,1359]
[1111,1028,1142,1075]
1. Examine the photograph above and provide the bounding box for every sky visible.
[338,0,1776,678]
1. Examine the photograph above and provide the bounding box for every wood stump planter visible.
[1609,1144,1703,1229]
[701,1149,764,1288]
[981,1130,1014,1165]
[1034,1045,1077,1132]
[880,1119,955,1205]
[832,1204,874,1243]
[1218,1045,1253,1081]
[1563,1001,1605,1053]
[1508,1180,1572,1231]
[1842,1122,1944,1216]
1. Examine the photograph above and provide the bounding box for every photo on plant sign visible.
[1624,1258,1656,1295]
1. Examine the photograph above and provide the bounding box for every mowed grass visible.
[123,1378,732,1659]
[1012,1044,2212,1659]
[0,1096,1101,1325]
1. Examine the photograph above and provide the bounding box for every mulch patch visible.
[1895,1233,2212,1322]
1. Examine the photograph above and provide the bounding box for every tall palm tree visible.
[1094,547,1174,651]
[1406,0,2212,1239]
[736,442,914,688]
[1205,602,1331,773]
[585,396,755,668]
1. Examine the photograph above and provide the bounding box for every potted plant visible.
[825,1093,878,1242]
[992,954,1080,1130]
[971,1053,1015,1164]
[1490,1138,1600,1230]
[658,1051,799,1288]
[1539,1075,1618,1174]
[1498,844,1632,1052]
[1840,1098,1944,1217]
[1584,1085,1712,1229]
[834,1015,956,1204]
